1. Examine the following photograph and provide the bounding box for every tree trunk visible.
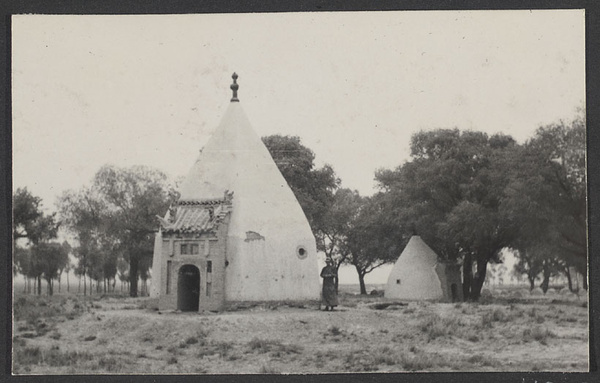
[540,272,550,293]
[540,263,551,294]
[582,273,588,291]
[46,278,53,296]
[83,273,86,296]
[565,267,574,292]
[358,275,367,295]
[462,254,473,301]
[130,256,139,297]
[470,258,488,301]
[528,275,535,291]
[334,263,342,293]
[354,265,367,295]
[67,271,70,293]
[37,276,42,295]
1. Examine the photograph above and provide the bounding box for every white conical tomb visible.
[385,236,444,300]
[177,91,320,301]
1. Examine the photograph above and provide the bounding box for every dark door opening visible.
[450,283,459,303]
[178,265,200,311]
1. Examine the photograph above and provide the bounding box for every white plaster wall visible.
[179,102,320,301]
[149,230,163,298]
[225,234,319,301]
[385,236,443,300]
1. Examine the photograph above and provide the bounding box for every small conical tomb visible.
[385,236,445,300]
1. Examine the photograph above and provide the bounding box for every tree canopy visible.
[58,165,178,297]
[319,189,361,277]
[345,193,407,294]
[33,241,70,295]
[13,187,59,245]
[262,135,340,240]
[500,114,587,290]
[263,135,403,294]
[13,188,64,295]
[376,129,519,300]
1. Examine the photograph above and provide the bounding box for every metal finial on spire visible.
[230,72,239,102]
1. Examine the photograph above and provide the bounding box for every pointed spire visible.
[230,72,239,102]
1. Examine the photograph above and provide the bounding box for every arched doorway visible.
[178,265,200,311]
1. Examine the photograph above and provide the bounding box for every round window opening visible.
[296,246,308,259]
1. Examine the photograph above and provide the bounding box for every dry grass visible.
[12,342,95,374]
[11,286,588,374]
[247,338,303,355]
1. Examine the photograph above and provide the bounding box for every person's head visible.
[326,258,333,265]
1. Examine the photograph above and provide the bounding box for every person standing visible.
[320,257,339,311]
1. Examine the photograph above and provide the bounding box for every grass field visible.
[12,284,588,374]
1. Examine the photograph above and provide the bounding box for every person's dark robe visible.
[320,265,339,307]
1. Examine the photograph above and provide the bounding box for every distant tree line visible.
[13,166,178,297]
[13,112,586,301]
[13,188,66,296]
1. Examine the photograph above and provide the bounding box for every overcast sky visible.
[12,11,585,283]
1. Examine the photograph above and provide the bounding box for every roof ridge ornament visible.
[230,72,239,102]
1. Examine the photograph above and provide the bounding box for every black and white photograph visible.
[10,10,589,374]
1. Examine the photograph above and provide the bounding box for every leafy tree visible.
[263,136,403,293]
[59,165,176,297]
[13,188,60,294]
[345,193,406,294]
[58,186,107,296]
[512,248,543,291]
[14,246,35,293]
[56,240,72,293]
[32,241,70,296]
[262,135,340,240]
[316,188,363,292]
[139,254,152,296]
[13,187,59,245]
[85,233,119,293]
[375,129,518,300]
[92,165,178,297]
[501,114,587,290]
[102,247,119,293]
[63,257,73,293]
[117,258,130,292]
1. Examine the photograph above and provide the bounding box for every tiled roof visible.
[176,199,225,206]
[159,199,232,234]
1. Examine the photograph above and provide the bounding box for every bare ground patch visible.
[12,288,588,374]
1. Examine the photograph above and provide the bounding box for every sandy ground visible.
[12,285,589,374]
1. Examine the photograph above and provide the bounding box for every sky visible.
[12,11,585,284]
